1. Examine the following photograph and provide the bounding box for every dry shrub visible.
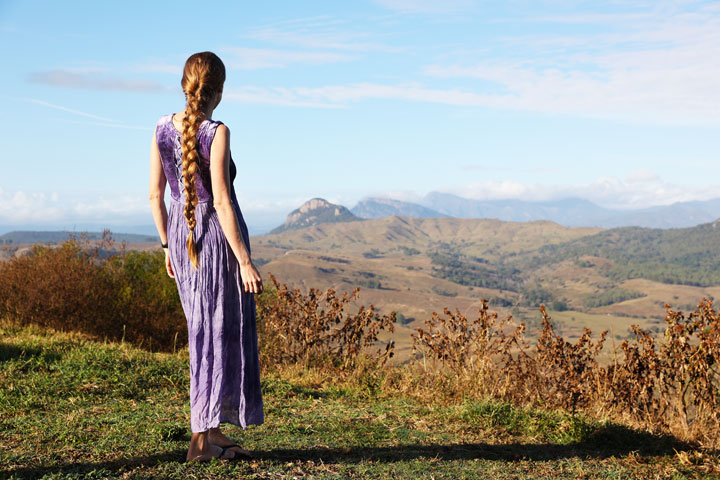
[412,300,720,447]
[411,301,524,397]
[606,299,720,444]
[0,232,185,351]
[504,306,608,412]
[257,274,396,370]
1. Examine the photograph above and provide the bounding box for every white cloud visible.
[222,47,354,70]
[625,168,661,184]
[0,188,64,223]
[451,173,720,210]
[0,188,150,225]
[0,187,304,227]
[72,195,149,219]
[27,69,171,92]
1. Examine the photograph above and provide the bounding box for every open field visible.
[1,324,716,480]
[249,216,720,362]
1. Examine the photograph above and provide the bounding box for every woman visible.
[149,51,264,462]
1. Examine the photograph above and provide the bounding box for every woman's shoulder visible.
[199,118,228,138]
[153,114,175,143]
[156,113,173,125]
[197,119,228,159]
[203,117,225,128]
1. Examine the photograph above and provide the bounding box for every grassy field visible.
[1,324,717,480]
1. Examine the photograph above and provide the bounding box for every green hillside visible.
[532,222,720,286]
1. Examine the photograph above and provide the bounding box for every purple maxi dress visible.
[155,114,264,433]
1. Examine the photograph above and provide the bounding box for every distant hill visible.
[595,199,720,229]
[422,192,613,226]
[270,198,361,234]
[0,231,158,245]
[352,197,448,220]
[352,192,720,229]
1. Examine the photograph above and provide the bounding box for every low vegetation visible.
[412,301,720,448]
[0,233,184,351]
[2,236,720,477]
[2,325,709,479]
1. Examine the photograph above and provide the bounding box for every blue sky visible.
[1,0,719,233]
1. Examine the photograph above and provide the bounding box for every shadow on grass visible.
[0,343,62,363]
[258,423,693,463]
[2,449,188,480]
[3,425,698,479]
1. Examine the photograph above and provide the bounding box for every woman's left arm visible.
[209,124,263,294]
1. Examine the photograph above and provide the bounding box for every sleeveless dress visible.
[155,114,264,433]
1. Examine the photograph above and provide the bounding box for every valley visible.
[253,213,720,362]
[6,197,720,363]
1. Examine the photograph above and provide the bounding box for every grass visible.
[1,324,718,479]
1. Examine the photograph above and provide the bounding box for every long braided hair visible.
[180,52,226,269]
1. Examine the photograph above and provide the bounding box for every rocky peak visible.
[270,198,360,234]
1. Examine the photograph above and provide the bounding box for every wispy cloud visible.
[421,5,720,126]
[20,98,120,122]
[224,87,347,108]
[244,16,400,52]
[221,6,720,126]
[28,69,171,92]
[461,164,559,175]
[19,98,152,130]
[133,61,181,75]
[372,0,476,14]
[62,119,153,131]
[221,47,354,70]
[224,82,501,108]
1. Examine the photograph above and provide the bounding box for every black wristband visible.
[161,242,168,249]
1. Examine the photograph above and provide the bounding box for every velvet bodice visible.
[155,114,237,203]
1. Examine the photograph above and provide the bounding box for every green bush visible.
[584,287,646,308]
[0,235,185,351]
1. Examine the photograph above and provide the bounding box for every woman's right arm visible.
[209,124,263,294]
[149,130,174,278]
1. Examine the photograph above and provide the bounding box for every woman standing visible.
[149,51,264,462]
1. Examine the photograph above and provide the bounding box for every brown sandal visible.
[223,444,254,459]
[187,446,235,462]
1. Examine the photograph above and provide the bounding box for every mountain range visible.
[350,193,720,229]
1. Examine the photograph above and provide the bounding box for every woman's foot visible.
[208,427,253,459]
[187,431,236,462]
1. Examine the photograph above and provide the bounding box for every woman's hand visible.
[240,262,263,294]
[164,249,175,278]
